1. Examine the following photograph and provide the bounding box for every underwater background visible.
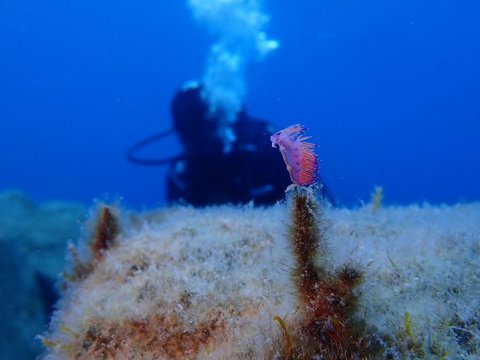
[0,0,480,359]
[1,0,479,208]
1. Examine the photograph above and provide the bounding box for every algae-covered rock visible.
[42,202,480,359]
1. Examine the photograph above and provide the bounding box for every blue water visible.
[1,0,479,208]
[0,3,479,358]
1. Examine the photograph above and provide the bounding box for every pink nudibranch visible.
[270,124,319,186]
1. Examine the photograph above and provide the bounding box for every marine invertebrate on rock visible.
[270,124,319,186]
[39,124,480,359]
[271,124,375,359]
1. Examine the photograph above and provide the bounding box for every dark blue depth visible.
[1,0,479,208]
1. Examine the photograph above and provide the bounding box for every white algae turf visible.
[42,202,480,359]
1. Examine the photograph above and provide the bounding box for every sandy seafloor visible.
[0,189,479,359]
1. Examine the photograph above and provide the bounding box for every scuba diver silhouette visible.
[127,83,333,206]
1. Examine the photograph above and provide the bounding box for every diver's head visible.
[171,82,235,155]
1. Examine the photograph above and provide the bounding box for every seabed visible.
[1,190,479,359]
